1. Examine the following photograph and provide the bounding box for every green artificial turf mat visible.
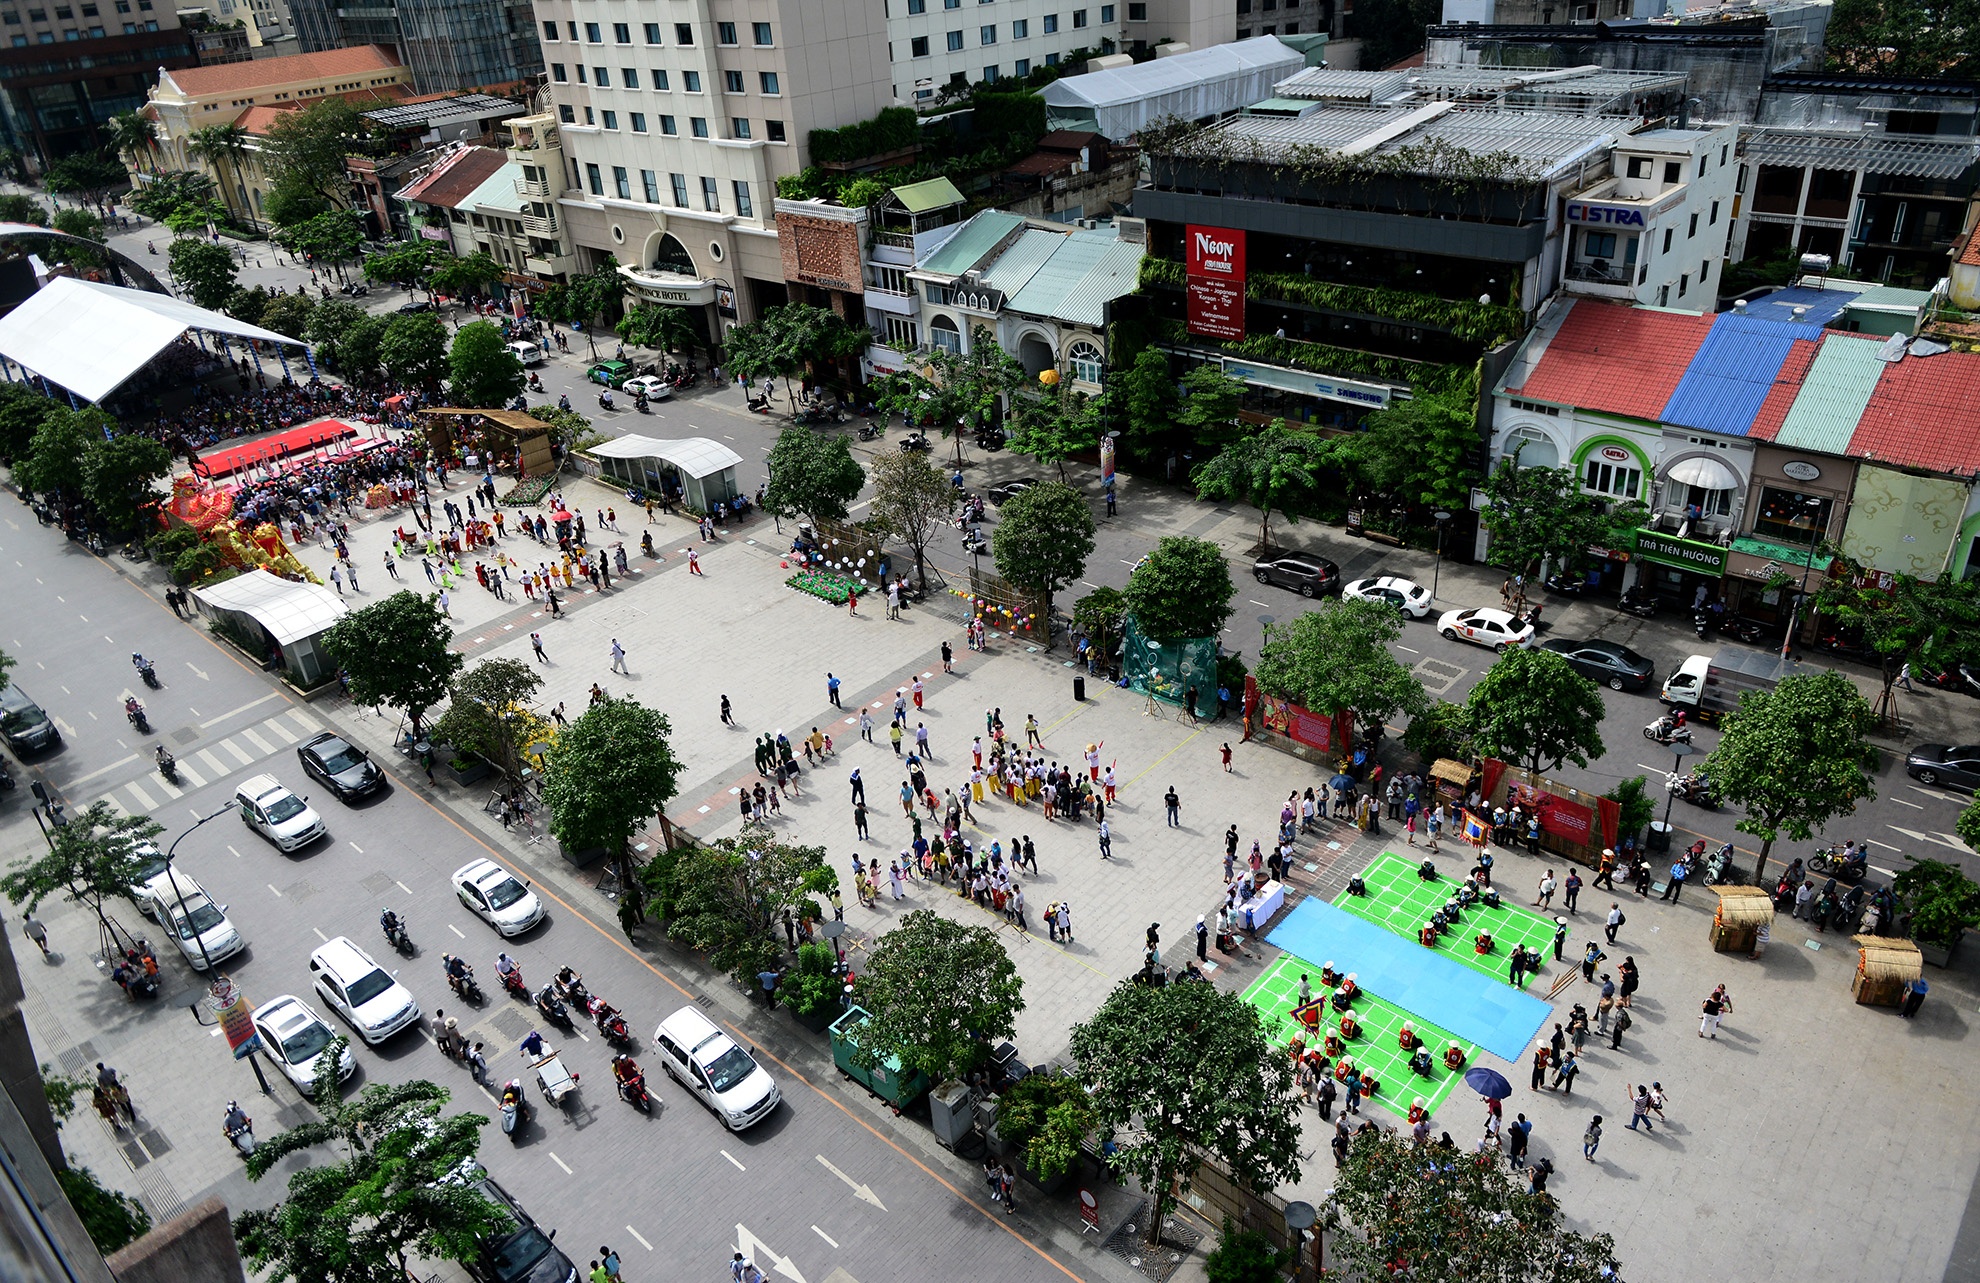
[1335,851,1571,989]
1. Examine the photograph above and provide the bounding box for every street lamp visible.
[1284,1200,1316,1281]
[1431,510,1453,603]
[162,805,236,979]
[1780,496,1825,659]
[1657,741,1696,853]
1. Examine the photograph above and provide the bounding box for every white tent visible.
[588,435,744,512]
[1040,37,1305,141]
[0,276,304,404]
[192,569,347,684]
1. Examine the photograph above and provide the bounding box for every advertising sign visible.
[1100,434,1116,489]
[1633,530,1727,576]
[210,977,262,1060]
[1507,782,1594,845]
[1247,677,1348,754]
[1565,202,1647,227]
[1186,276,1245,340]
[1185,225,1246,282]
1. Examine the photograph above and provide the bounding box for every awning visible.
[588,434,743,480]
[1666,455,1738,490]
[191,569,346,645]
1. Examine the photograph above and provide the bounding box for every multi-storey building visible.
[396,115,579,294]
[0,1,196,167]
[288,0,539,96]
[884,0,1124,105]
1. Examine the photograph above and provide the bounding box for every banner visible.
[1186,225,1246,282]
[1186,277,1245,341]
[1247,677,1347,753]
[1597,795,1621,851]
[211,977,262,1060]
[1100,434,1115,489]
[1507,781,1594,845]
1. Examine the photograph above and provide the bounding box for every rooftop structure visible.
[1041,36,1306,140]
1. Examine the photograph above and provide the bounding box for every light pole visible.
[1431,510,1453,602]
[1780,496,1825,658]
[162,806,234,978]
[1657,741,1696,853]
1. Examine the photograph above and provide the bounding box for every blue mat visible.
[1266,898,1554,1064]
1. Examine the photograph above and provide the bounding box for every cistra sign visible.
[1566,202,1646,227]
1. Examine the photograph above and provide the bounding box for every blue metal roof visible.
[1660,312,1824,438]
[1738,285,1854,329]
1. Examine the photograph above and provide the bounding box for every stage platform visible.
[197,418,359,478]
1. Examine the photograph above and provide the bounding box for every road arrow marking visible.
[735,1224,805,1283]
[186,662,209,681]
[815,1154,887,1210]
[1889,825,1966,852]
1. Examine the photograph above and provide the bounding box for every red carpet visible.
[197,418,359,478]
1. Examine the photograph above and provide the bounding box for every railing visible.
[522,211,559,236]
[515,176,550,199]
[870,229,915,249]
[1565,260,1634,285]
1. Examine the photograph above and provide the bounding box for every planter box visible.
[448,758,491,787]
[1020,1157,1070,1194]
[1919,937,1959,968]
[789,1005,836,1034]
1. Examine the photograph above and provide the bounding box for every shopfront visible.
[1631,528,1729,609]
[1723,449,1851,625]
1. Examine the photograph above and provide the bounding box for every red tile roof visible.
[1744,337,1819,442]
[233,85,410,133]
[397,147,507,208]
[166,45,403,98]
[1850,350,1980,474]
[1959,222,1980,268]
[1506,300,1716,421]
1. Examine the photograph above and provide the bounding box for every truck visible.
[1660,648,1805,722]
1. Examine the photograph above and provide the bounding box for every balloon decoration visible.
[942,589,1038,630]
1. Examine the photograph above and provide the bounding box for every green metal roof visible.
[1730,533,1822,565]
[1772,334,1886,457]
[917,210,1024,276]
[1246,97,1316,115]
[889,176,965,214]
[1004,230,1142,328]
[979,229,1064,297]
[464,159,527,215]
[1842,285,1934,314]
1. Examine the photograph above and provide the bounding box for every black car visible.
[297,732,384,801]
[0,684,60,753]
[397,299,436,314]
[988,477,1041,504]
[1905,743,1980,792]
[1252,554,1341,598]
[1540,638,1655,691]
[466,1177,579,1283]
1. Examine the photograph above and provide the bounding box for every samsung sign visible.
[1566,202,1646,227]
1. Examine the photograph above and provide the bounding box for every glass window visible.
[908,0,925,11]
[1103,3,1115,18]
[575,65,587,83]
[1043,12,1057,30]
[585,163,602,195]
[683,70,701,92]
[724,69,744,91]
[1581,457,1641,499]
[583,20,599,41]
[980,23,995,41]
[675,22,693,43]
[911,34,928,54]
[946,29,963,48]
[566,21,576,38]
[583,106,594,123]
[1583,231,1617,259]
[1012,18,1027,35]
[1126,1,1141,15]
[1688,212,1698,239]
[1753,487,1831,542]
[701,176,720,211]
[1069,341,1102,383]
[671,173,689,206]
[622,67,638,87]
[1073,7,1087,24]
[613,165,630,198]
[643,22,660,42]
[731,117,750,138]
[1678,273,1688,298]
[753,21,771,43]
[601,110,617,129]
[559,104,575,122]
[551,62,566,81]
[690,117,708,137]
[885,316,918,347]
[1014,57,1029,74]
[595,66,608,85]
[733,180,753,218]
[716,20,735,42]
[612,21,628,42]
[650,68,668,89]
[642,170,659,202]
[541,19,556,39]
[930,316,962,353]
[766,119,786,141]
[1046,50,1059,63]
[759,71,779,93]
[660,115,677,134]
[630,112,647,132]
[1710,199,1720,225]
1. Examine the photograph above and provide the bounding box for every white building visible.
[886,0,1127,104]
[1559,123,1741,308]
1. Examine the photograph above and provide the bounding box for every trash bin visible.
[1647,821,1673,853]
[1073,675,1086,702]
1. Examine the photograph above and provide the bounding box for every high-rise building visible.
[0,3,197,166]
[289,0,541,95]
[884,0,1124,106]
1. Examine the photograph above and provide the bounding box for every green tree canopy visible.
[428,251,506,301]
[1191,422,1332,549]
[1334,381,1481,516]
[426,657,544,780]
[1121,535,1235,642]
[1827,0,1979,79]
[0,382,58,461]
[867,447,954,589]
[724,302,870,409]
[1462,645,1607,775]
[304,297,368,361]
[1891,857,1980,947]
[45,150,128,207]
[762,425,867,527]
[870,326,1027,443]
[105,111,161,173]
[261,97,373,209]
[853,909,1025,1086]
[168,236,239,311]
[1070,977,1301,1246]
[1817,558,1980,722]
[990,478,1095,633]
[643,827,834,986]
[1702,669,1879,884]
[81,433,172,537]
[365,240,448,298]
[1072,586,1126,664]
[541,696,684,921]
[124,170,215,223]
[1114,346,1177,444]
[616,302,702,356]
[261,177,332,230]
[186,124,251,221]
[447,320,525,408]
[14,406,106,500]
[0,802,162,934]
[1478,446,1648,579]
[380,313,450,393]
[565,254,625,358]
[260,290,317,340]
[50,205,105,244]
[0,193,48,225]
[319,590,463,737]
[1256,595,1430,735]
[274,210,364,279]
[1173,362,1248,446]
[226,284,272,326]
[1003,380,1105,479]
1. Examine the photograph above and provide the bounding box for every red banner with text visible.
[1186,277,1245,341]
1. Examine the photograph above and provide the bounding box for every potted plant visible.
[1893,858,1980,967]
[993,1071,1095,1193]
[779,941,843,1033]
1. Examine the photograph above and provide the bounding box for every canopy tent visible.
[1666,455,1739,490]
[0,276,304,404]
[191,568,347,684]
[588,434,743,513]
[422,407,556,479]
[1041,37,1304,141]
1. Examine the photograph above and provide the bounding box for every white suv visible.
[653,1006,779,1131]
[309,937,419,1045]
[235,773,327,852]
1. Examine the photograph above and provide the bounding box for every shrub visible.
[779,942,842,1020]
[994,1071,1093,1182]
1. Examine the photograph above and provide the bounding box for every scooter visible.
[136,659,160,689]
[1673,771,1719,809]
[1724,617,1773,646]
[962,527,989,556]
[857,422,883,442]
[1692,612,1712,640]
[155,747,179,784]
[635,392,650,414]
[616,1070,650,1113]
[442,956,482,1004]
[589,998,631,1047]
[597,391,616,411]
[1643,718,1693,746]
[224,1104,254,1159]
[381,912,413,956]
[125,700,151,735]
[1617,587,1658,618]
[552,969,589,1011]
[1702,842,1735,885]
[1543,572,1590,597]
[499,962,529,1002]
[500,1079,530,1142]
[527,373,544,393]
[1809,842,1868,884]
[534,986,572,1028]
[900,432,932,453]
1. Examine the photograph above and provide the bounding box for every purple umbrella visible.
[1464,1067,1512,1100]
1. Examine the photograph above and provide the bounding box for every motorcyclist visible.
[147,240,157,254]
[598,389,615,409]
[155,745,175,772]
[535,982,564,1015]
[223,1100,250,1138]
[131,652,153,677]
[443,953,470,990]
[495,952,518,980]
[555,964,582,995]
[380,908,402,941]
[124,696,144,723]
[611,1054,643,1095]
[557,393,571,411]
[590,995,620,1027]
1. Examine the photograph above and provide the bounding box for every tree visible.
[1256,596,1431,737]
[0,802,162,936]
[990,479,1095,639]
[871,327,1028,448]
[565,254,626,359]
[336,314,390,383]
[105,111,161,174]
[38,1064,152,1253]
[185,124,251,222]
[724,302,870,409]
[616,302,701,357]
[1204,1219,1292,1283]
[852,910,1024,1086]
[81,433,172,538]
[1891,857,1980,947]
[261,177,331,230]
[1962,795,1980,855]
[1072,586,1126,665]
[168,236,239,311]
[1827,0,1979,79]
[429,251,506,302]
[1121,535,1235,642]
[426,657,544,780]
[124,169,215,223]
[1401,698,1473,764]
[260,290,317,340]
[1478,446,1648,579]
[0,382,57,462]
[365,240,448,299]
[447,320,525,408]
[1328,1129,1619,1283]
[1346,384,1481,516]
[44,150,128,209]
[643,828,834,986]
[274,210,364,281]
[867,448,953,589]
[305,297,368,361]
[1817,559,1980,723]
[319,590,463,738]
[380,313,450,393]
[1115,346,1177,443]
[1463,646,1607,776]
[261,97,372,210]
[762,425,866,527]
[540,697,684,926]
[1191,422,1332,550]
[50,207,106,264]
[0,193,47,224]
[1070,978,1301,1247]
[14,407,106,501]
[1604,776,1656,846]
[226,284,271,326]
[1173,363,1248,445]
[1701,669,1879,885]
[1004,381,1105,480]
[234,1071,505,1283]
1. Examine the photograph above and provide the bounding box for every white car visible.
[621,375,674,400]
[505,340,543,366]
[653,1006,780,1131]
[251,994,356,1093]
[1343,576,1434,619]
[1436,607,1536,653]
[452,858,545,937]
[155,873,246,970]
[309,937,420,1045]
[234,773,327,852]
[128,842,174,914]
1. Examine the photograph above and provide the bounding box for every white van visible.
[505,340,543,366]
[653,1006,780,1130]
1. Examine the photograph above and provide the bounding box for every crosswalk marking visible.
[152,773,183,799]
[221,739,255,766]
[126,780,158,811]
[264,719,300,745]
[241,728,275,754]
[90,709,333,817]
[197,748,228,776]
[176,759,207,788]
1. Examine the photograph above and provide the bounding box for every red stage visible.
[196,419,360,478]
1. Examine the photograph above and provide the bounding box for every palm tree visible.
[186,124,250,225]
[105,111,160,175]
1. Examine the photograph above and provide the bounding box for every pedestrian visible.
[1196,914,1208,961]
[1221,742,1232,772]
[721,694,733,725]
[383,551,401,580]
[687,548,702,575]
[1530,1043,1550,1092]
[1553,1051,1579,1094]
[609,638,628,674]
[827,672,842,708]
[22,915,49,957]
[467,1041,488,1083]
[1582,1114,1603,1161]
[1627,1085,1655,1132]
[329,563,345,594]
[1536,870,1556,909]
[1662,857,1688,902]
[1699,990,1725,1038]
[1605,902,1623,944]
[588,1261,610,1283]
[1553,917,1569,962]
[859,709,874,742]
[1097,819,1112,860]
[1164,786,1181,827]
[1564,870,1582,912]
[854,801,869,839]
[889,722,903,756]
[1609,1006,1632,1049]
[1900,976,1929,1017]
[531,632,548,663]
[942,640,954,673]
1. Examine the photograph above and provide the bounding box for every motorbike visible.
[1833,883,1867,933]
[962,527,989,556]
[1723,617,1773,646]
[1543,572,1591,597]
[1617,587,1658,618]
[551,969,589,1010]
[339,282,369,297]
[900,432,932,453]
[534,985,572,1029]
[527,373,544,393]
[615,1068,650,1112]
[857,422,883,442]
[135,659,160,689]
[155,747,179,784]
[498,962,529,1001]
[1703,842,1735,885]
[557,394,571,412]
[589,998,631,1047]
[500,1079,530,1142]
[147,241,157,255]
[975,428,1006,451]
[1692,612,1712,640]
[381,912,413,956]
[1809,842,1868,885]
[224,1104,255,1159]
[509,395,529,412]
[635,392,650,414]
[1673,770,1719,809]
[443,956,482,1003]
[597,391,615,410]
[1643,718,1693,746]
[125,700,151,735]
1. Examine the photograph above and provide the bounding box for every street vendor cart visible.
[1708,885,1774,954]
[1851,935,1922,1007]
[531,1047,580,1110]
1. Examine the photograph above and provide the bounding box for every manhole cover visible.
[489,1008,531,1040]
[285,880,320,903]
[361,871,395,895]
[172,727,200,745]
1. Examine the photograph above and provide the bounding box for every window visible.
[690,116,708,137]
[944,0,959,7]
[683,70,701,91]
[983,64,998,80]
[671,173,689,206]
[601,110,617,129]
[1126,1,1142,14]
[1688,212,1698,238]
[1662,161,1679,184]
[644,21,660,42]
[1043,12,1057,30]
[1012,17,1027,35]
[622,67,639,87]
[1697,154,1706,177]
[1754,487,1831,542]
[660,114,677,134]
[731,117,750,138]
[612,21,629,42]
[631,112,647,132]
[924,282,952,305]
[1657,284,1669,307]
[1661,227,1673,254]
[1709,199,1719,225]
[759,71,779,93]
[1103,3,1116,18]
[753,21,771,43]
[1701,260,1711,283]
[980,23,995,41]
[674,21,692,43]
[1069,340,1102,382]
[552,62,567,81]
[566,21,576,38]
[766,119,786,141]
[701,176,720,211]
[1678,273,1688,298]
[946,28,963,48]
[1583,231,1617,259]
[585,163,602,195]
[559,104,575,123]
[1073,7,1087,24]
[1582,457,1641,499]
[911,34,928,54]
[642,169,659,202]
[583,20,599,41]
[733,180,752,217]
[613,165,630,198]
[1046,50,1059,63]
[651,69,669,89]
[1720,144,1729,166]
[872,265,908,293]
[595,66,609,85]
[1626,156,1650,179]
[1014,57,1029,74]
[930,315,962,353]
[885,316,918,348]
[583,106,594,124]
[908,0,924,10]
[716,20,736,42]
[724,69,744,91]
[541,19,556,39]
[575,65,587,83]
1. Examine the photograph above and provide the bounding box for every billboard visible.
[1186,225,1246,282]
[1506,781,1594,846]
[1187,276,1245,340]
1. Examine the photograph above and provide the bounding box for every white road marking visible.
[1908,786,1962,802]
[126,780,158,810]
[1867,838,1904,852]
[313,927,328,941]
[396,880,413,894]
[626,1227,653,1251]
[811,1226,838,1249]
[227,845,242,858]
[548,1152,573,1174]
[201,693,279,728]
[65,752,139,787]
[268,884,283,897]
[572,1028,589,1042]
[221,739,256,765]
[1395,645,1419,655]
[722,1150,746,1171]
[197,748,228,776]
[448,923,465,938]
[241,728,276,754]
[1892,797,1925,810]
[176,760,207,787]
[264,718,301,745]
[349,842,364,854]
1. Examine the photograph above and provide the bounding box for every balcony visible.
[522,210,559,236]
[515,175,551,200]
[1563,259,1638,300]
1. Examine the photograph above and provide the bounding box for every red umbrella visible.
[551,509,573,524]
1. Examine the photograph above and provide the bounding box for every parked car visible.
[1540,638,1655,691]
[1436,607,1535,653]
[150,870,245,970]
[250,994,357,1094]
[0,683,60,753]
[653,1006,780,1131]
[452,858,546,936]
[463,1176,579,1283]
[505,340,543,366]
[621,375,674,400]
[1342,576,1433,619]
[397,300,436,314]
[988,477,1041,505]
[234,773,326,852]
[1905,743,1980,791]
[1252,554,1341,598]
[587,359,633,388]
[297,732,384,802]
[309,936,419,1045]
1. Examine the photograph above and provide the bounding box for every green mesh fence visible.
[1121,615,1221,721]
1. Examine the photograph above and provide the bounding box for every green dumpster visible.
[829,1006,930,1108]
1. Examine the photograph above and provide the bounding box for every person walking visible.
[853,801,869,839]
[1582,1114,1603,1161]
[1900,976,1929,1017]
[609,639,628,674]
[466,1041,488,1083]
[22,915,49,957]
[720,695,734,725]
[1530,1043,1551,1092]
[1097,819,1112,860]
[1552,1051,1580,1095]
[1507,1114,1532,1169]
[1564,870,1582,912]
[1609,1006,1632,1050]
[1536,870,1556,909]
[1699,990,1725,1038]
[1605,902,1623,944]
[531,632,548,664]
[1195,915,1208,961]
[1164,786,1181,828]
[941,640,954,674]
[1626,1085,1655,1132]
[1221,742,1233,772]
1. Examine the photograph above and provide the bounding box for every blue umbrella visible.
[1464,1067,1512,1100]
[1329,773,1356,792]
